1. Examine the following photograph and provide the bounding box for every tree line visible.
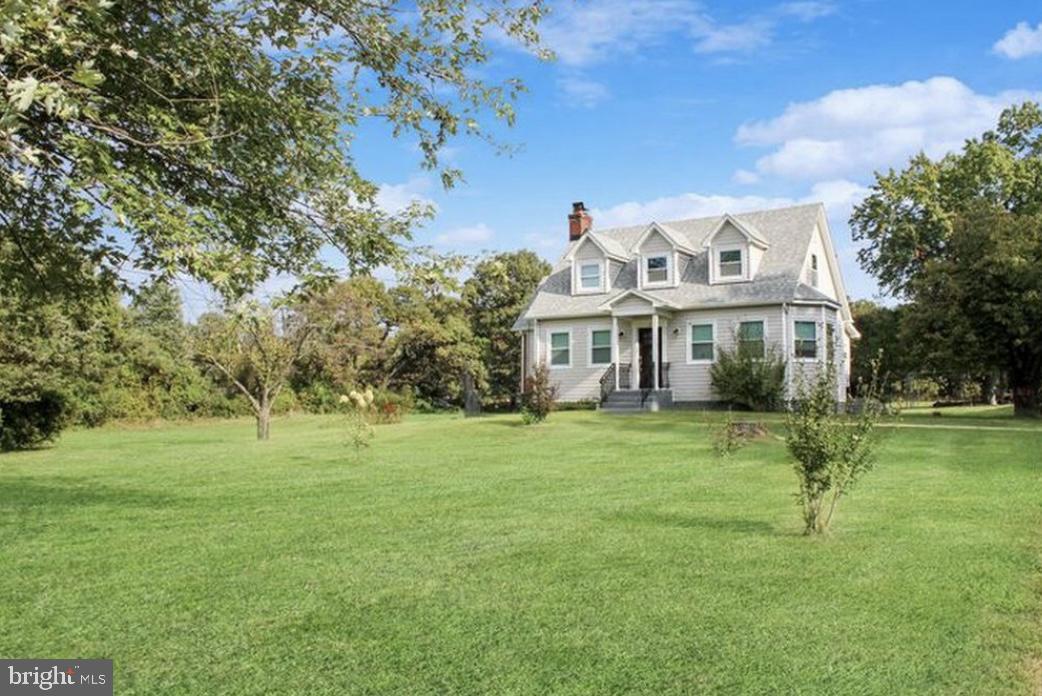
[0,249,550,448]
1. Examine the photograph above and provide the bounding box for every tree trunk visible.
[1010,360,1041,418]
[256,398,272,440]
[462,371,482,417]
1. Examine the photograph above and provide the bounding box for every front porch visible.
[597,297,676,410]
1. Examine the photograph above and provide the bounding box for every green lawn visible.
[1,411,1041,694]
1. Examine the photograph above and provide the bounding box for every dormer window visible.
[719,249,743,278]
[645,255,670,284]
[579,262,602,291]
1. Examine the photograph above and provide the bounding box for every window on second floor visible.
[645,255,669,284]
[794,321,817,359]
[809,254,819,288]
[738,320,765,359]
[579,262,601,291]
[719,249,743,279]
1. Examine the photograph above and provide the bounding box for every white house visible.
[513,202,859,410]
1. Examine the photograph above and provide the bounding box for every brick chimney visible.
[568,201,592,241]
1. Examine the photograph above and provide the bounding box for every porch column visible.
[662,318,669,363]
[652,313,660,390]
[631,320,639,389]
[519,332,525,392]
[612,315,620,390]
[532,318,539,366]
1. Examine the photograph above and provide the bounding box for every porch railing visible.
[598,364,615,403]
[599,363,634,403]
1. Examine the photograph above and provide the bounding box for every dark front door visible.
[638,329,653,388]
[638,328,662,389]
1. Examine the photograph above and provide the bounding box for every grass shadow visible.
[0,477,179,512]
[608,509,775,535]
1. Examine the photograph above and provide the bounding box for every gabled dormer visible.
[704,214,769,285]
[630,222,696,290]
[564,203,627,296]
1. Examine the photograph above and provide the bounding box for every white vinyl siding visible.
[664,307,784,403]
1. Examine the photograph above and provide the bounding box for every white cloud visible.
[538,0,701,67]
[694,20,772,54]
[435,223,494,246]
[778,1,836,22]
[735,76,1042,180]
[993,21,1042,59]
[557,75,610,108]
[732,169,760,185]
[534,0,829,66]
[376,176,437,214]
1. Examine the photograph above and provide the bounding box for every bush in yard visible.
[520,364,557,424]
[710,343,786,411]
[341,388,376,450]
[0,391,69,451]
[786,365,886,535]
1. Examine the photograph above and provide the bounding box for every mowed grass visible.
[1,411,1041,695]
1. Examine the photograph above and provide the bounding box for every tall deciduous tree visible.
[463,250,550,407]
[194,302,313,439]
[1,0,546,298]
[851,102,1042,416]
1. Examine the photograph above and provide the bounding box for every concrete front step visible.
[600,390,673,412]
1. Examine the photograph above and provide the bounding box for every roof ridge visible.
[591,201,822,238]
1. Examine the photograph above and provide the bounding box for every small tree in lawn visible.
[195,301,313,440]
[786,364,885,535]
[520,363,557,424]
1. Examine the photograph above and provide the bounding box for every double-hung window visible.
[645,255,669,284]
[794,321,817,359]
[579,262,601,291]
[719,249,743,278]
[549,331,571,367]
[738,321,765,358]
[689,323,714,362]
[590,330,612,365]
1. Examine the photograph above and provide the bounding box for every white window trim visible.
[736,317,768,359]
[686,320,716,364]
[588,326,613,366]
[575,259,608,295]
[712,243,749,285]
[792,319,819,363]
[641,253,672,288]
[547,329,572,369]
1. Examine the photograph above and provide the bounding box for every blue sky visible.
[182,1,1042,315]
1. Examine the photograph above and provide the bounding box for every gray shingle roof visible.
[515,203,830,329]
